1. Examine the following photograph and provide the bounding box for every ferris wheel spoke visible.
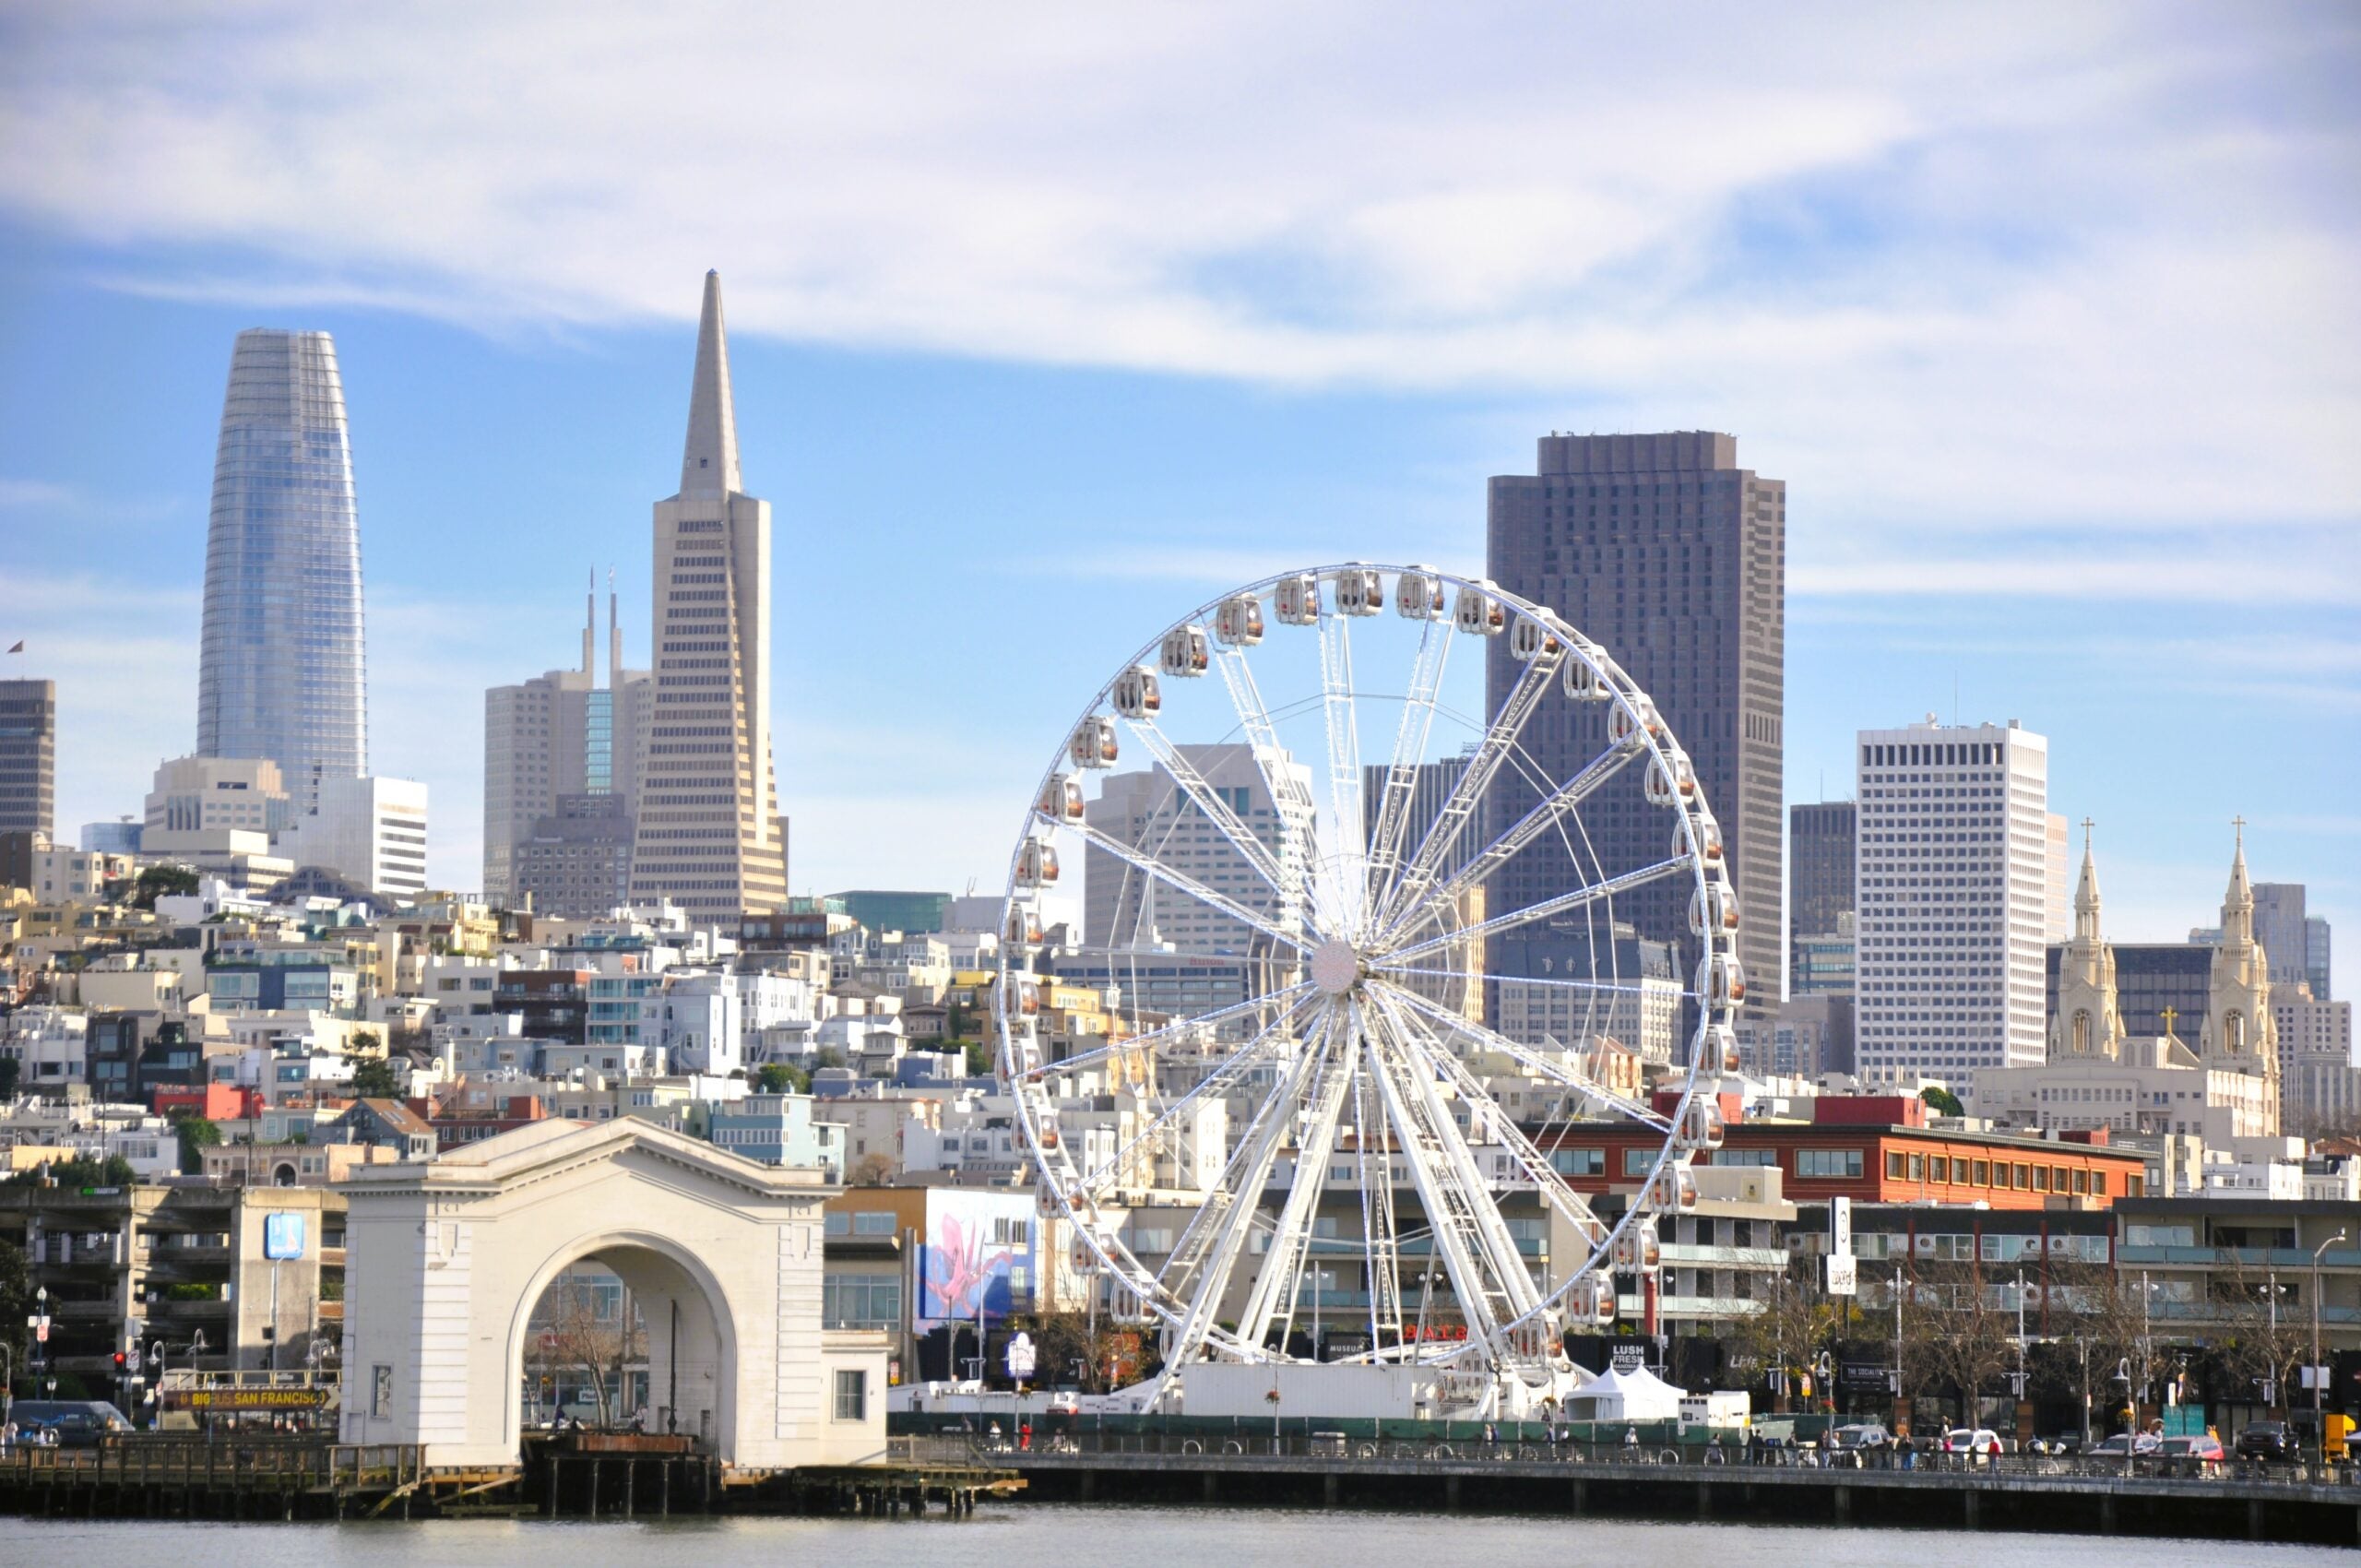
[1350,1041,1406,1352]
[1382,853,1691,967]
[1379,736,1643,948]
[1317,612,1370,936]
[1075,992,1317,1191]
[1372,652,1558,933]
[1375,995,1607,1255]
[1237,1011,1360,1350]
[1355,991,1538,1357]
[1062,816,1315,956]
[1213,643,1336,933]
[1371,980,1673,1132]
[1157,1011,1338,1368]
[1119,714,1296,911]
[1361,619,1453,914]
[1018,981,1314,1083]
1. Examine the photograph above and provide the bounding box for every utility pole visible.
[1892,1265,1904,1431]
[2314,1229,2346,1464]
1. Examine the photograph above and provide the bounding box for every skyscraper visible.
[0,678,55,842]
[1486,431,1784,1029]
[1788,800,1856,991]
[483,580,650,905]
[197,329,367,793]
[1854,719,2051,1084]
[628,273,788,920]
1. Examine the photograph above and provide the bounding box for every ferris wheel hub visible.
[1311,938,1365,997]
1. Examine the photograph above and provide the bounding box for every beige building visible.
[1979,828,2284,1146]
[2276,983,2358,1136]
[628,271,788,920]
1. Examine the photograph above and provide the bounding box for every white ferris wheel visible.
[996,564,1743,1412]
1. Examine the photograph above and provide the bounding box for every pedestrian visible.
[1019,1420,1033,1453]
[1706,1432,1724,1465]
[1482,1421,1496,1448]
[1623,1425,1639,1456]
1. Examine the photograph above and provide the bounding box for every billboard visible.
[262,1212,306,1261]
[916,1191,1035,1330]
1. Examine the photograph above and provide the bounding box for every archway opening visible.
[513,1240,734,1455]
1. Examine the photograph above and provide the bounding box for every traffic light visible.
[112,1350,126,1371]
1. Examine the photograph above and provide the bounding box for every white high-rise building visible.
[1854,719,2051,1087]
[277,773,428,900]
[1084,742,1313,956]
[144,754,293,837]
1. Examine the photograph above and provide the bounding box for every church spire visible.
[2073,816,2103,944]
[2221,816,2253,945]
[679,269,742,500]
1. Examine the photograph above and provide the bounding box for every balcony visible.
[2116,1244,2361,1270]
[1659,1243,1788,1269]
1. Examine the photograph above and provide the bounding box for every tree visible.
[350,1028,383,1054]
[127,865,199,910]
[1900,1262,2017,1430]
[848,1152,896,1186]
[0,1235,30,1380]
[1726,1261,1857,1412]
[755,1062,809,1095]
[962,1039,991,1078]
[1919,1085,1964,1118]
[813,1048,847,1072]
[2217,1258,2308,1413]
[527,1272,645,1428]
[172,1113,222,1174]
[347,1057,401,1099]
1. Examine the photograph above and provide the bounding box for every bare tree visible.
[528,1273,643,1426]
[1726,1262,1860,1412]
[2216,1258,2307,1414]
[1900,1262,2016,1431]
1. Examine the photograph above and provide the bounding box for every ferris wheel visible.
[996,564,1741,1406]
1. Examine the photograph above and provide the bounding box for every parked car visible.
[2157,1434,2225,1474]
[1828,1422,1892,1450]
[6,1399,131,1448]
[2236,1420,2296,1462]
[1941,1427,2005,1458]
[2089,1431,2163,1458]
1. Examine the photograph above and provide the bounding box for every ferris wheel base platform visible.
[1095,1361,1594,1423]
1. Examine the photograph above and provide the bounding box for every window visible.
[823,1273,902,1329]
[824,1212,850,1236]
[1714,1148,1777,1168]
[2012,1163,2031,1190]
[1907,1155,1925,1182]
[1551,1147,1606,1176]
[1886,1152,1906,1180]
[1797,1149,1863,1179]
[1623,1148,1657,1177]
[2032,1167,2050,1193]
[851,1212,896,1236]
[1972,1160,1991,1186]
[834,1368,867,1421]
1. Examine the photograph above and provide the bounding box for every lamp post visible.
[2314,1229,2346,1466]
[1892,1265,1905,1430]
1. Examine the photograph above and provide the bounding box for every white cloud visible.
[0,1,2354,541]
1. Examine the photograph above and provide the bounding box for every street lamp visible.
[2313,1229,2346,1467]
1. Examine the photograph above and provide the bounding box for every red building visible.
[1539,1098,2147,1209]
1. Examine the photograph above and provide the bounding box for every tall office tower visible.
[2044,812,2070,943]
[2274,990,2355,1135]
[512,793,635,919]
[196,329,367,792]
[1853,719,2051,1086]
[483,580,651,904]
[2245,882,2330,997]
[1788,800,1856,992]
[2046,942,2211,1044]
[0,678,55,841]
[1486,431,1784,1030]
[629,273,788,920]
[1086,743,1314,954]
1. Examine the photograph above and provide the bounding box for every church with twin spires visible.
[1975,823,2283,1182]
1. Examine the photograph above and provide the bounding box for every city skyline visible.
[0,6,2353,971]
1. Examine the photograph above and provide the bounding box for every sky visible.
[0,2,2355,983]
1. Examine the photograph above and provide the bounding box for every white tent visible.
[1563,1363,1687,1423]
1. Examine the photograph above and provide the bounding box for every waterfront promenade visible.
[979,1433,2361,1548]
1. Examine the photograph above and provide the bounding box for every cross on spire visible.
[2158,1005,2179,1038]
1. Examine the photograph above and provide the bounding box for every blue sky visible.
[0,3,2355,977]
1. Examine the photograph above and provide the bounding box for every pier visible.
[997,1436,2361,1549]
[0,1434,1020,1521]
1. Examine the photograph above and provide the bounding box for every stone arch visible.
[505,1229,739,1455]
[2070,1011,2090,1053]
[2225,1010,2245,1054]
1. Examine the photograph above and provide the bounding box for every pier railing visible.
[0,1436,424,1492]
[969,1429,2361,1488]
